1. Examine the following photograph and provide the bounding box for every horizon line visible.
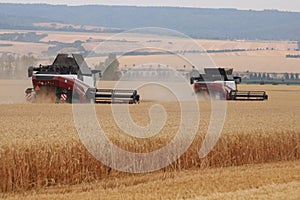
[0,2,299,13]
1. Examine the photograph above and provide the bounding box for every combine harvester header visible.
[190,68,268,101]
[25,54,140,104]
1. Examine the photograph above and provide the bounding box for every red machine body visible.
[25,54,140,104]
[190,68,268,101]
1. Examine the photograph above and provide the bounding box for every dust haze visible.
[0,80,32,104]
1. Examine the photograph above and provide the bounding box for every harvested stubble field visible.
[117,51,300,73]
[0,82,299,199]
[1,29,300,73]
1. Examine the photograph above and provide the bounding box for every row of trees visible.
[0,32,48,43]
[2,53,297,83]
[0,55,37,79]
[0,53,121,80]
[286,54,300,58]
[248,72,300,80]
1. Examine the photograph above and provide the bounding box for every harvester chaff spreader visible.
[25,54,140,104]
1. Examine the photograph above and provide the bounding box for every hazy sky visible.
[0,0,300,12]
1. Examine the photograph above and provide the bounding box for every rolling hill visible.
[0,3,299,42]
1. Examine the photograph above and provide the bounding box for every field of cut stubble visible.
[0,82,299,199]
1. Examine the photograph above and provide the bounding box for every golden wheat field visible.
[0,81,299,199]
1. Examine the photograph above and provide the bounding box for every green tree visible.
[257,73,262,79]
[251,72,257,79]
[15,55,37,79]
[1,55,14,79]
[95,61,105,71]
[284,73,290,80]
[0,54,37,79]
[290,73,295,80]
[97,54,121,81]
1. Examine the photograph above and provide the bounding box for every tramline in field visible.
[25,54,140,104]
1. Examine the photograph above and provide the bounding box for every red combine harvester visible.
[190,68,268,101]
[25,54,140,104]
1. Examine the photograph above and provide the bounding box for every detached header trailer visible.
[25,54,140,104]
[190,68,268,101]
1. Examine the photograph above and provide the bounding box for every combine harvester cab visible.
[190,68,268,101]
[25,54,140,104]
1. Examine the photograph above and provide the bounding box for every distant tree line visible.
[247,72,299,81]
[286,54,300,58]
[234,71,300,85]
[0,32,48,42]
[0,54,37,79]
[45,40,87,56]
[0,53,122,80]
